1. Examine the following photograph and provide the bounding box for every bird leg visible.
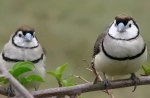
[7,84,15,98]
[91,61,102,84]
[91,62,112,95]
[102,72,111,94]
[130,73,140,92]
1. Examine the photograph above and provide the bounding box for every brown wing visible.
[92,23,112,57]
[92,31,107,57]
[91,29,108,75]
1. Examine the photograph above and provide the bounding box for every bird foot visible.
[102,79,111,94]
[7,85,15,98]
[130,73,140,92]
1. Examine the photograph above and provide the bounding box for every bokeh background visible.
[0,0,150,98]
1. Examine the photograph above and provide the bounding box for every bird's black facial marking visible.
[15,25,35,36]
[115,15,133,26]
[114,15,139,30]
[108,14,140,41]
[116,19,129,26]
[12,25,39,49]
[18,33,22,37]
[129,24,132,28]
[22,31,34,36]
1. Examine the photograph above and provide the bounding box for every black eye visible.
[18,34,22,37]
[129,24,132,27]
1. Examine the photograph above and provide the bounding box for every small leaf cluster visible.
[142,65,150,75]
[47,63,75,87]
[0,62,44,86]
[47,63,84,98]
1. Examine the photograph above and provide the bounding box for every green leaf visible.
[78,96,84,98]
[56,63,68,75]
[47,71,57,77]
[12,62,34,70]
[142,65,150,75]
[11,67,32,78]
[19,77,29,85]
[62,76,75,87]
[62,79,75,87]
[9,69,13,75]
[47,71,60,80]
[51,63,68,80]
[9,62,35,78]
[47,63,69,86]
[20,74,45,85]
[26,74,45,82]
[0,76,8,84]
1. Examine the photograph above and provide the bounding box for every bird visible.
[91,14,147,91]
[0,25,46,95]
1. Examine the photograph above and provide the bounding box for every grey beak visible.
[25,33,33,41]
[117,23,125,32]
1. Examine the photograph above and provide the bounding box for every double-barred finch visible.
[0,25,46,91]
[92,14,147,90]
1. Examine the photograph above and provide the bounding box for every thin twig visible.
[82,59,91,68]
[86,68,93,72]
[107,90,114,98]
[73,75,89,83]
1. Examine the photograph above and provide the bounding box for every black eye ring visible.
[18,34,22,37]
[129,24,132,27]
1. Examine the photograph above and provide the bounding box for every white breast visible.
[103,35,145,58]
[94,34,147,76]
[0,41,46,90]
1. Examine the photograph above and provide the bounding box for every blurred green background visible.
[0,0,150,98]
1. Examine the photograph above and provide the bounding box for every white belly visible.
[94,35,147,76]
[94,49,147,76]
[0,54,45,90]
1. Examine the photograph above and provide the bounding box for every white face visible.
[12,31,38,48]
[108,20,139,40]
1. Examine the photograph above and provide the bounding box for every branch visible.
[0,76,150,97]
[0,64,33,98]
[32,76,150,98]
